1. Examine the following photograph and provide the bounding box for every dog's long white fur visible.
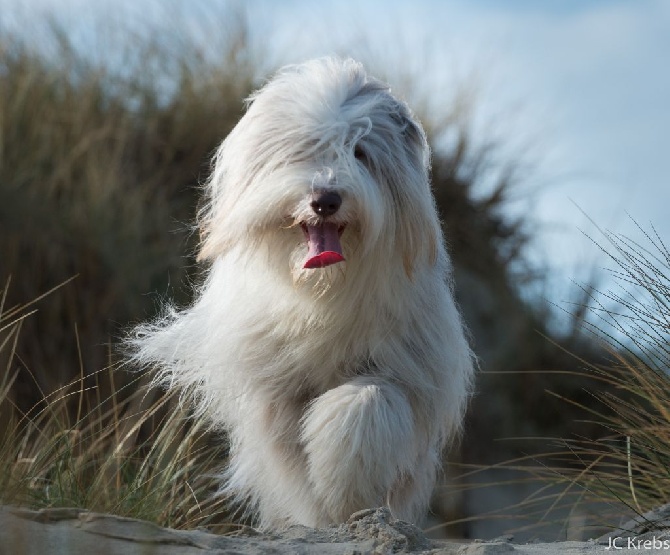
[129,58,475,529]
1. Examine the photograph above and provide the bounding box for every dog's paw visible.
[300,377,416,521]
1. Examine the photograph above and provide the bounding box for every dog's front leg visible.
[300,376,417,523]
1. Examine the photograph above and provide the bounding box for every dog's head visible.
[198,58,441,287]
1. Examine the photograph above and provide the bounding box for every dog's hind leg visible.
[301,377,424,524]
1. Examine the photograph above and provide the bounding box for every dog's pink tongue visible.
[303,223,345,269]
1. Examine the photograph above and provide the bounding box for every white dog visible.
[130,58,474,530]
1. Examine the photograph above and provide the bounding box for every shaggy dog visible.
[130,58,475,529]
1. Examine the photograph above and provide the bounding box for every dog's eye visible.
[354,145,366,162]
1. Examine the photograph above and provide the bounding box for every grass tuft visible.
[486,219,670,537]
[0,279,232,530]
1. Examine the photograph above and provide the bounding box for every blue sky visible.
[3,0,669,308]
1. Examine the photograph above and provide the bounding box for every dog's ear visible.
[393,108,439,279]
[391,146,440,280]
[195,136,239,262]
[389,101,430,174]
[399,208,439,280]
[403,118,429,171]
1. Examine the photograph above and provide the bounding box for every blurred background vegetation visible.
[2,6,662,541]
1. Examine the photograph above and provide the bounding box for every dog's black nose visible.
[310,191,342,217]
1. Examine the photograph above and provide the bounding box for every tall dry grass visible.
[0,13,257,397]
[475,220,670,538]
[0,278,232,529]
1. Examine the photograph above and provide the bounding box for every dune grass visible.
[556,221,670,516]
[468,220,670,538]
[0,279,233,530]
[0,11,257,395]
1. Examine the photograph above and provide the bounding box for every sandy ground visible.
[1,504,668,555]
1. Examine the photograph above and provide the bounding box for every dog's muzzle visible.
[302,190,345,269]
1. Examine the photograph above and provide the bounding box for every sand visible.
[2,504,668,554]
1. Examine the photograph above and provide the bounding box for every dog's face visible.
[198,58,440,290]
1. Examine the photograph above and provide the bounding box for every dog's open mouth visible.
[301,223,346,269]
